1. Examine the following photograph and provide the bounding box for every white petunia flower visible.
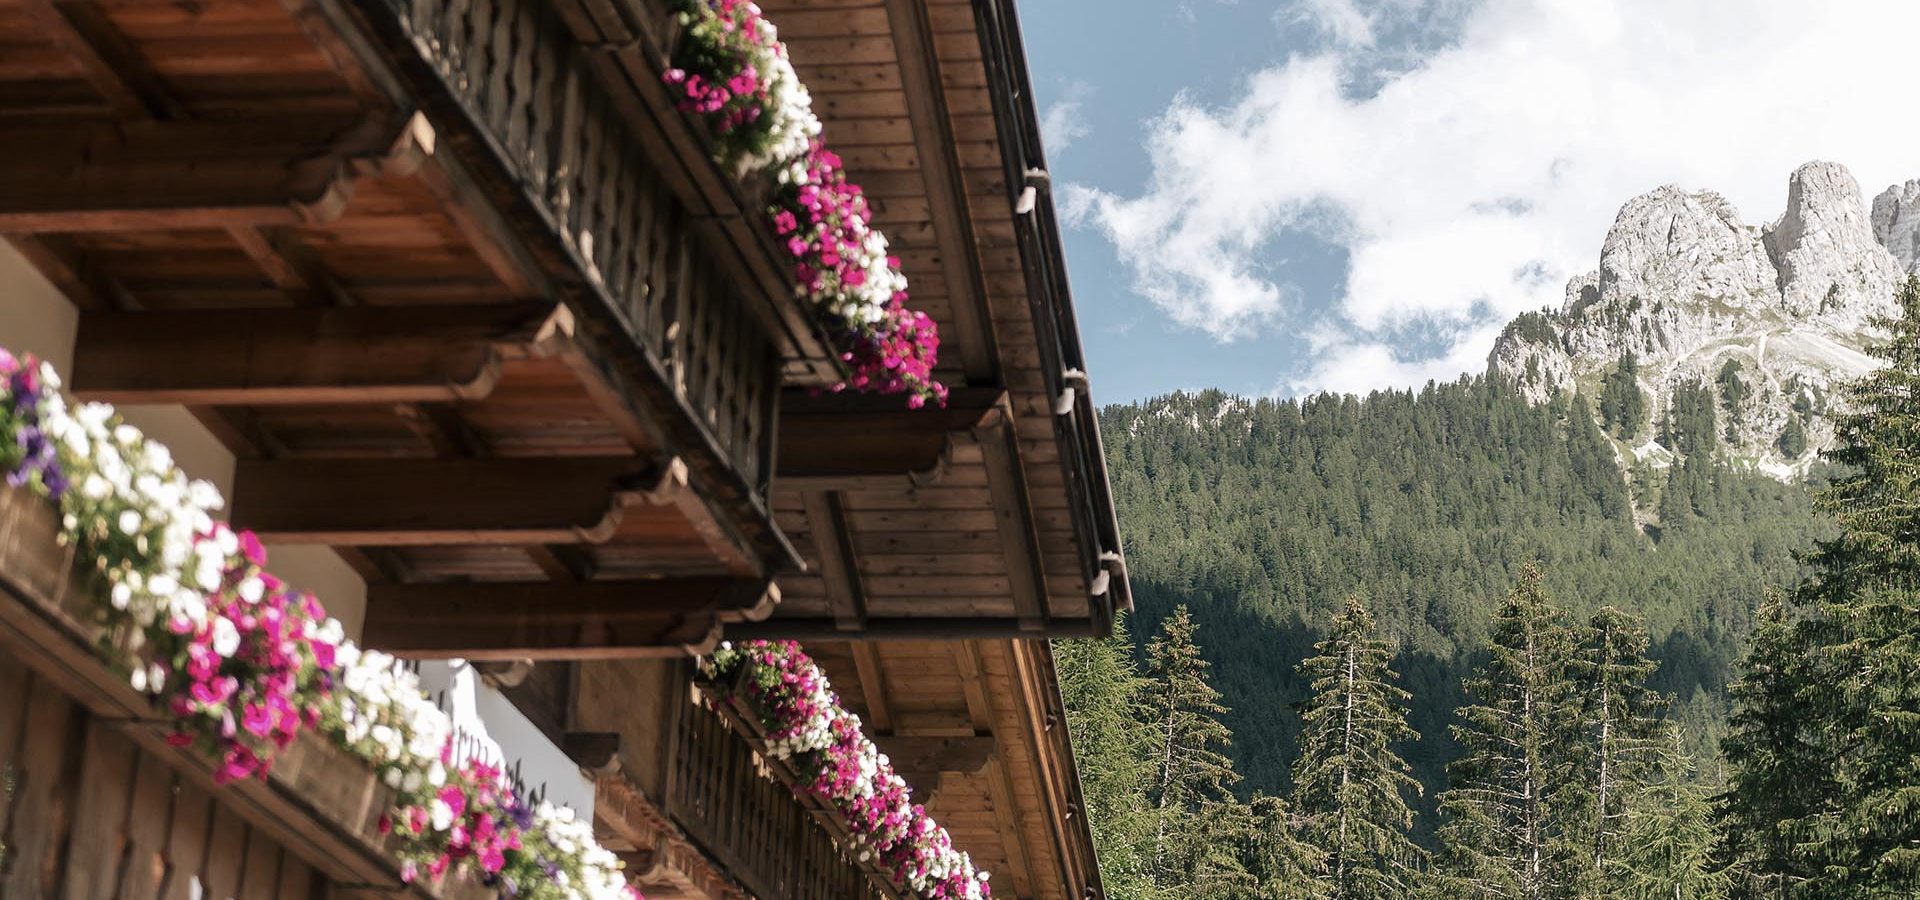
[211,618,240,657]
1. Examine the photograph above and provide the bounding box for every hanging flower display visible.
[703,640,993,899]
[665,0,947,408]
[0,348,639,900]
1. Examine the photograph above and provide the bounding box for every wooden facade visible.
[0,0,1126,897]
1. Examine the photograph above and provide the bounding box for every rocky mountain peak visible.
[1765,161,1901,317]
[1871,178,1920,272]
[1488,161,1907,483]
[1597,185,1774,318]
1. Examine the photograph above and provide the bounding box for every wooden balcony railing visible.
[348,0,834,501]
[664,680,890,900]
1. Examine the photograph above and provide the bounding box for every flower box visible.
[0,482,498,900]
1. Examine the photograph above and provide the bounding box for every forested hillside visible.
[1095,375,1826,816]
[1061,281,1920,898]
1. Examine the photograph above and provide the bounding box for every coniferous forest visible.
[1060,281,1920,897]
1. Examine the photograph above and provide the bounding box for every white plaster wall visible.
[0,242,369,638]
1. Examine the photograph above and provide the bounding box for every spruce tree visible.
[1291,594,1425,899]
[1755,276,1920,896]
[1190,796,1331,900]
[1601,351,1645,439]
[1718,359,1749,438]
[1570,606,1668,887]
[1189,798,1260,900]
[1802,275,1920,598]
[1248,794,1331,900]
[1614,726,1729,900]
[1435,564,1582,900]
[1056,616,1158,898]
[1718,593,1823,899]
[1146,605,1242,890]
[1776,416,1807,459]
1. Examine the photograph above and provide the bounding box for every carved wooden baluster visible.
[442,0,472,91]
[483,0,514,137]
[605,143,641,334]
[623,173,658,343]
[549,64,585,253]
[523,15,558,196]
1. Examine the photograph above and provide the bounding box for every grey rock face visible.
[1871,179,1920,272]
[1488,161,1904,481]
[1764,161,1902,319]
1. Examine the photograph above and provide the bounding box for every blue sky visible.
[1018,0,1920,405]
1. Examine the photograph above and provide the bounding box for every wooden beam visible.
[225,226,356,308]
[395,402,488,458]
[883,0,998,383]
[20,0,184,120]
[525,545,595,582]
[1009,640,1098,899]
[802,491,868,631]
[777,387,1002,487]
[0,116,425,232]
[872,735,995,778]
[953,640,1038,899]
[851,643,894,734]
[71,303,570,406]
[228,456,679,546]
[360,578,777,660]
[975,409,1051,632]
[729,616,1104,641]
[4,235,120,312]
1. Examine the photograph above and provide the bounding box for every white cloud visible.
[1072,0,1920,394]
[1040,81,1094,155]
[1290,322,1506,396]
[1293,0,1377,47]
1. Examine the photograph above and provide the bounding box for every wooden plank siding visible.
[0,658,329,900]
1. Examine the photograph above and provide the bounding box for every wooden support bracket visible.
[360,577,777,660]
[228,455,681,546]
[71,302,574,406]
[0,114,432,233]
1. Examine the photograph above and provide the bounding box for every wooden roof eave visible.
[1013,639,1109,900]
[970,0,1131,619]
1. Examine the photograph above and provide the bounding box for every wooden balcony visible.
[665,689,890,900]
[0,0,894,657]
[0,0,1132,652]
